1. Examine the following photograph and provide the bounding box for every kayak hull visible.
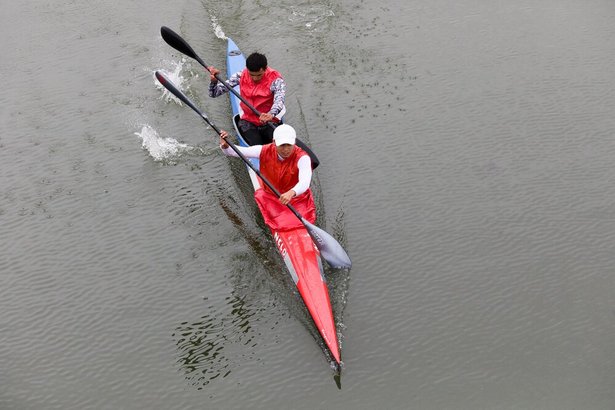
[273,228,340,364]
[226,37,341,365]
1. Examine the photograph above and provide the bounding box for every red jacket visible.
[239,67,281,125]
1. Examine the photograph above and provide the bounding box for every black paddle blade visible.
[160,26,206,67]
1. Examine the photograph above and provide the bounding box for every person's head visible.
[273,124,296,158]
[246,52,268,82]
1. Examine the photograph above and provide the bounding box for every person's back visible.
[208,52,286,145]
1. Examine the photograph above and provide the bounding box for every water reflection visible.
[173,294,265,389]
[173,187,351,389]
[327,205,352,352]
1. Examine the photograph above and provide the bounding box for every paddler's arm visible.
[279,155,312,205]
[208,68,241,98]
[219,130,262,158]
[260,77,287,123]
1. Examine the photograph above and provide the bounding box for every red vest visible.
[259,143,308,195]
[255,144,316,229]
[239,67,282,124]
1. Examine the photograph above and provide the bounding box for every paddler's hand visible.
[259,112,274,123]
[279,190,296,205]
[208,66,220,83]
[219,130,230,149]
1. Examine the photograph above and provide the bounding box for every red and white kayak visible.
[226,37,341,366]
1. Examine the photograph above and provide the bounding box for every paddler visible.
[218,124,316,228]
[208,52,285,146]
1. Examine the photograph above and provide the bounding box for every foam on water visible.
[134,125,191,162]
[139,58,201,162]
[153,59,188,105]
[209,13,227,40]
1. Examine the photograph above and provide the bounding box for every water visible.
[2,0,615,409]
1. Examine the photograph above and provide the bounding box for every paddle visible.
[160,26,320,169]
[155,71,351,269]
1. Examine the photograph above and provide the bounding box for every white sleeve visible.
[291,155,313,196]
[221,144,262,158]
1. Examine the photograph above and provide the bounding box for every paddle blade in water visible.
[302,218,351,269]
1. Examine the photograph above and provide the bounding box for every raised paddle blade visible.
[302,218,352,269]
[160,26,206,67]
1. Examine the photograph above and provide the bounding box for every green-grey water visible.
[2,0,615,409]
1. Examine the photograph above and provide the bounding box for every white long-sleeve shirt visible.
[221,145,312,195]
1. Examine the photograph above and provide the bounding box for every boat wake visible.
[208,13,227,40]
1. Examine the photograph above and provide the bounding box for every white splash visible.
[154,59,188,105]
[210,14,227,40]
[135,125,190,162]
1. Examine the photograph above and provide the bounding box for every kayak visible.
[225,37,341,367]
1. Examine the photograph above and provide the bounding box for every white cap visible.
[273,124,296,146]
